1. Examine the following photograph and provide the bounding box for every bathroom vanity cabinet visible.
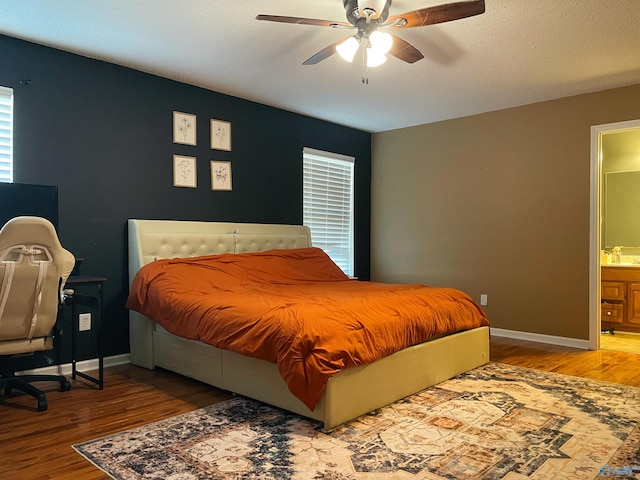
[601,266,640,333]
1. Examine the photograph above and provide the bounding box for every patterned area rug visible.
[73,363,640,479]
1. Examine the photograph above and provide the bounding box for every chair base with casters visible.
[0,367,71,412]
[0,326,72,411]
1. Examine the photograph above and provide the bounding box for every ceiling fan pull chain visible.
[362,44,369,84]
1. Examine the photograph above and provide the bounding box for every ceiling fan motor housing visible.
[343,0,391,23]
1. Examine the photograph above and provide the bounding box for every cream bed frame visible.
[127,219,489,430]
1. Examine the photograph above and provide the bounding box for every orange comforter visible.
[126,247,489,410]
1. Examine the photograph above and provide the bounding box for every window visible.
[0,87,13,183]
[303,147,355,277]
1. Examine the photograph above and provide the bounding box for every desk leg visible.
[71,298,77,380]
[97,283,103,390]
[70,290,104,390]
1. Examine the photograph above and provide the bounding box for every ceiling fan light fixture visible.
[369,30,392,55]
[366,48,387,67]
[336,36,360,62]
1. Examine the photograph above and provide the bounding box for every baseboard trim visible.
[490,328,590,350]
[18,354,131,377]
[17,329,591,375]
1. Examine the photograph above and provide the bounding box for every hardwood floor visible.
[0,364,232,479]
[2,336,640,479]
[600,331,640,354]
[491,335,640,387]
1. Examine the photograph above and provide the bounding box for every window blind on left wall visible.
[0,86,14,183]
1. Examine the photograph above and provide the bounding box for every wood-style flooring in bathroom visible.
[600,331,640,354]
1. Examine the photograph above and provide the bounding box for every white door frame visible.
[589,118,640,350]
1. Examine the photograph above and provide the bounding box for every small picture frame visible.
[173,155,197,188]
[211,119,231,151]
[211,161,232,191]
[173,111,196,146]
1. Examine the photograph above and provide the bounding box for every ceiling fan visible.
[256,0,485,81]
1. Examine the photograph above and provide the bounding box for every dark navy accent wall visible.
[0,34,371,364]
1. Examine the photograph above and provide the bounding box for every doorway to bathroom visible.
[591,119,640,354]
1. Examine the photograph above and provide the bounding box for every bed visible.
[127,219,490,430]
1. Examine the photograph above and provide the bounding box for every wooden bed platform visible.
[127,219,489,430]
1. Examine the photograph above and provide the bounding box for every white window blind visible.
[303,147,355,277]
[0,87,13,183]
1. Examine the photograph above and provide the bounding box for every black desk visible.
[66,275,107,389]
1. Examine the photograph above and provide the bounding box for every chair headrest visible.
[0,216,75,283]
[0,216,64,252]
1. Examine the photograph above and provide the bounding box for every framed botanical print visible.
[173,155,196,188]
[211,119,231,151]
[173,111,196,146]
[211,160,232,191]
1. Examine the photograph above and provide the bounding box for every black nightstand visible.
[65,275,107,389]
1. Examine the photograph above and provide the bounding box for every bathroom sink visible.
[601,252,640,266]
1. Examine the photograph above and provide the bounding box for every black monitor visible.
[0,182,59,231]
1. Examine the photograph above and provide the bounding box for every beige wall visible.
[371,84,640,340]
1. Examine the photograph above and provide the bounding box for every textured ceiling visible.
[0,0,639,132]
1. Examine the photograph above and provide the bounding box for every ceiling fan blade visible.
[388,34,425,64]
[303,37,351,65]
[386,0,485,29]
[256,14,351,28]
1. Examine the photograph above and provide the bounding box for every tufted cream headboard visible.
[127,219,312,285]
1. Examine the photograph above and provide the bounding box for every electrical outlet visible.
[480,294,488,306]
[79,313,91,331]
